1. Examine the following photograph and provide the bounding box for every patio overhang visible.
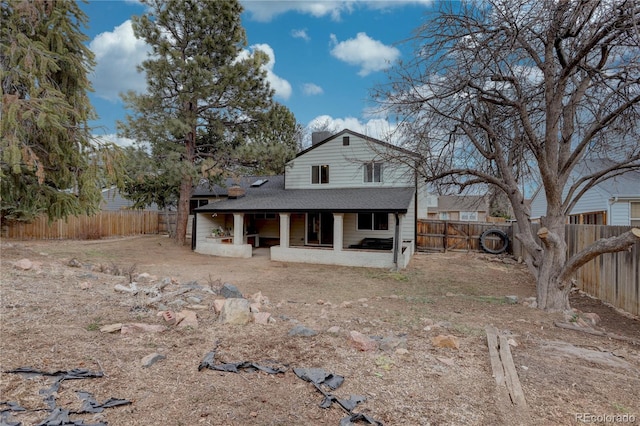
[193,187,415,215]
[193,187,416,269]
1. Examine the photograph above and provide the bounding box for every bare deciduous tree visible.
[375,0,640,311]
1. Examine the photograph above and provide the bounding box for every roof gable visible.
[294,129,416,160]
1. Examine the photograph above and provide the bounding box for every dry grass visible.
[1,236,639,425]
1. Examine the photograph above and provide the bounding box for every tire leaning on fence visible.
[479,229,509,254]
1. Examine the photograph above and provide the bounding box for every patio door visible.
[306,212,333,246]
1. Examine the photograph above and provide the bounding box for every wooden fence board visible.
[417,220,512,253]
[510,223,638,316]
[3,211,161,240]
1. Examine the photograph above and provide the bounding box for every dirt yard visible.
[1,235,639,426]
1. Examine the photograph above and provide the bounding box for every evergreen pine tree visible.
[119,0,275,245]
[1,0,112,222]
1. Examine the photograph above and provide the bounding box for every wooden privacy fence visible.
[511,223,639,316]
[416,220,512,252]
[566,224,639,316]
[3,210,160,240]
[419,220,638,315]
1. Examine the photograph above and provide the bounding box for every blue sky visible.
[80,0,435,146]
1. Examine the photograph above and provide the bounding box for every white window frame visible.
[311,165,329,184]
[439,212,449,220]
[460,211,478,222]
[364,162,383,183]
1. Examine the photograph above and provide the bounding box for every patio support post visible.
[333,213,344,252]
[279,213,290,248]
[393,213,401,268]
[233,213,244,245]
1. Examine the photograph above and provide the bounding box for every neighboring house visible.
[426,195,489,222]
[530,162,640,226]
[192,129,429,269]
[101,186,159,211]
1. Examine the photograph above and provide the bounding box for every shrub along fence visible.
[2,210,160,240]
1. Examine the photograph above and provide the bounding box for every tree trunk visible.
[536,216,570,311]
[175,174,193,246]
[536,265,572,312]
[175,103,197,247]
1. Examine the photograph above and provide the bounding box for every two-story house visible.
[192,129,427,269]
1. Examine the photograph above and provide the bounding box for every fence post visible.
[443,220,448,252]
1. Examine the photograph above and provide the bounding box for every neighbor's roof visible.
[194,184,415,214]
[566,158,640,198]
[592,170,640,198]
[428,195,489,212]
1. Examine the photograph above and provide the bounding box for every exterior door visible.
[306,212,333,246]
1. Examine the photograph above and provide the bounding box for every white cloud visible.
[306,115,400,145]
[244,44,292,100]
[302,83,324,96]
[93,134,138,148]
[242,1,350,22]
[291,28,310,41]
[242,0,434,22]
[89,20,150,102]
[330,32,400,76]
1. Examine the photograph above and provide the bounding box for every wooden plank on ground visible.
[498,335,528,409]
[486,325,529,413]
[485,325,505,385]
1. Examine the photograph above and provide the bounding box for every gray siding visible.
[570,186,608,215]
[610,202,630,225]
[101,187,160,211]
[530,183,609,219]
[286,135,414,189]
[529,188,546,219]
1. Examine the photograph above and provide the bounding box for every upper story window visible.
[312,165,329,184]
[439,212,449,220]
[343,136,350,146]
[364,162,383,183]
[460,211,478,221]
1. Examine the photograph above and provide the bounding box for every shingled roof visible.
[194,185,415,214]
[191,175,284,197]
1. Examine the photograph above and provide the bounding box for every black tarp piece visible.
[0,411,22,426]
[0,402,26,426]
[5,368,104,381]
[76,391,131,414]
[293,367,344,389]
[197,348,287,374]
[293,368,383,426]
[339,412,385,426]
[3,368,130,426]
[196,350,382,424]
[35,407,107,426]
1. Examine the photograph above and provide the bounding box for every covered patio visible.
[192,186,416,269]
